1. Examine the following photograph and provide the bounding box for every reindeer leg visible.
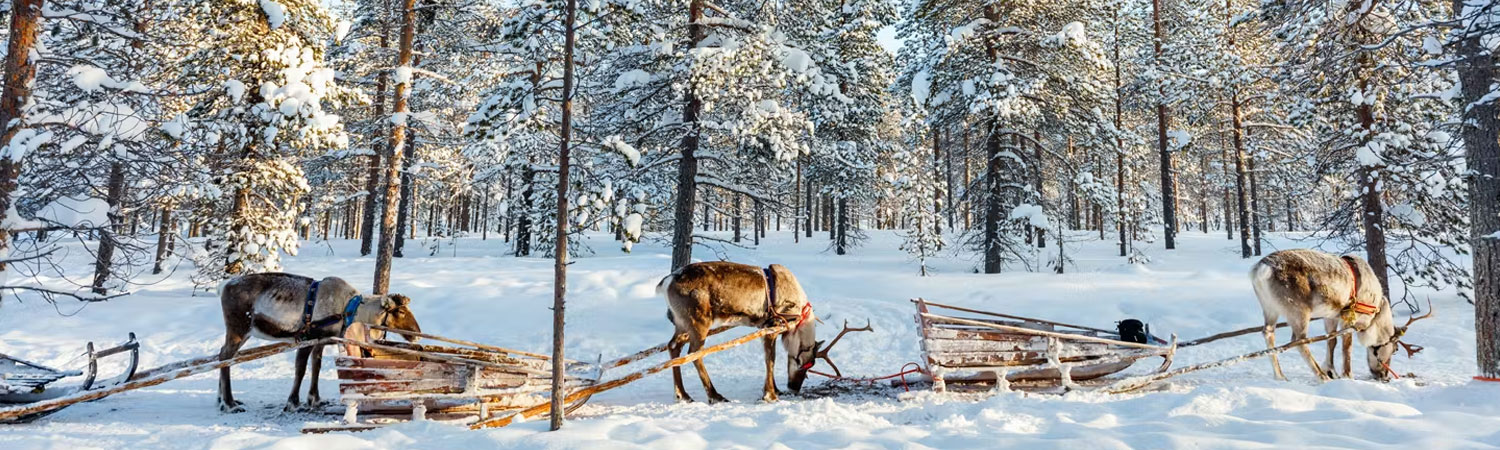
[1264,317,1288,382]
[217,330,249,413]
[668,332,693,403]
[1290,317,1329,382]
[1323,319,1340,379]
[286,347,311,412]
[305,344,324,409]
[761,335,779,403]
[688,328,729,404]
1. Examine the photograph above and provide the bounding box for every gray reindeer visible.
[216,273,421,412]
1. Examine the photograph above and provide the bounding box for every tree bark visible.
[835,197,848,255]
[669,0,705,270]
[1113,6,1127,258]
[361,10,391,257]
[0,0,43,273]
[373,0,418,295]
[1452,0,1500,378]
[394,135,416,257]
[1231,93,1252,258]
[91,163,127,294]
[152,206,172,274]
[1033,130,1045,248]
[1153,0,1176,250]
[549,0,577,429]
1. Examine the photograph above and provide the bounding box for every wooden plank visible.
[470,324,791,429]
[340,379,466,396]
[1179,322,1288,348]
[921,337,1052,354]
[922,327,1050,341]
[0,339,331,422]
[920,313,1165,351]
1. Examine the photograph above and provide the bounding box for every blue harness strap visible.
[299,280,321,337]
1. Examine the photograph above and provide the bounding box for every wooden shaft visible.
[1105,328,1354,393]
[1178,322,1288,348]
[911,299,1117,335]
[920,313,1166,351]
[603,326,735,369]
[0,339,331,422]
[369,325,565,362]
[470,325,789,429]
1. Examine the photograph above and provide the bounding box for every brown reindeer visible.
[657,262,823,403]
[1250,249,1431,381]
[216,273,421,412]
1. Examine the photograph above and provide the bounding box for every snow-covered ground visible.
[1,230,1496,449]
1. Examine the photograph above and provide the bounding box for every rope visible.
[809,362,927,392]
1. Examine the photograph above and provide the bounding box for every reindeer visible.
[657,262,866,403]
[1250,249,1431,382]
[216,273,421,412]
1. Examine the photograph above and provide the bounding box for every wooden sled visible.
[913,299,1176,393]
[0,333,140,423]
[302,325,603,433]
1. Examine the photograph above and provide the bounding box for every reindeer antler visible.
[1396,340,1425,358]
[813,319,873,377]
[1393,299,1435,358]
[1402,298,1436,329]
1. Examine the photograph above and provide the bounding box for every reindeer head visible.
[782,309,819,393]
[1367,299,1433,381]
[378,294,422,343]
[786,318,874,393]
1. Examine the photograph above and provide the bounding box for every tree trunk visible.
[1033,130,1045,248]
[732,193,742,243]
[669,0,705,270]
[394,137,416,257]
[983,125,1003,274]
[1452,0,1500,377]
[1249,148,1262,256]
[361,12,391,257]
[91,163,126,294]
[548,0,577,429]
[1231,93,1252,258]
[516,165,534,256]
[1152,0,1176,250]
[152,206,172,274]
[0,0,43,274]
[373,0,417,295]
[835,197,848,255]
[794,158,801,243]
[1112,6,1127,258]
[931,124,943,237]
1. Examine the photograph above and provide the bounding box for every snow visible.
[911,70,931,105]
[613,69,652,92]
[225,80,246,103]
[782,48,812,74]
[33,196,110,227]
[394,66,414,85]
[0,232,1494,449]
[67,65,114,92]
[602,135,640,166]
[1008,203,1050,229]
[1166,130,1191,150]
[334,20,352,44]
[260,0,287,29]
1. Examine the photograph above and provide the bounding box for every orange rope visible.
[1475,376,1500,383]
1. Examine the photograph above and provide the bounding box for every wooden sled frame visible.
[914,298,1177,393]
[0,333,141,423]
[303,326,605,433]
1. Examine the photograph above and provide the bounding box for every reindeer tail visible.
[655,267,684,297]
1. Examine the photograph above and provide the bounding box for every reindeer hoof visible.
[283,401,301,413]
[218,400,246,413]
[675,395,695,403]
[761,393,779,403]
[708,394,730,404]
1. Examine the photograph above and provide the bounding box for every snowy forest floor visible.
[1,230,1497,449]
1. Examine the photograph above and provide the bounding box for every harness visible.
[763,267,815,370]
[299,281,366,340]
[1339,256,1379,327]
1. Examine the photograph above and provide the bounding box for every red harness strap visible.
[1342,256,1379,315]
[764,267,813,332]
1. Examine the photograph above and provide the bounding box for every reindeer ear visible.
[391,294,411,307]
[381,297,396,310]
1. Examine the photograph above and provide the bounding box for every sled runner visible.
[0,333,140,423]
[912,299,1177,392]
